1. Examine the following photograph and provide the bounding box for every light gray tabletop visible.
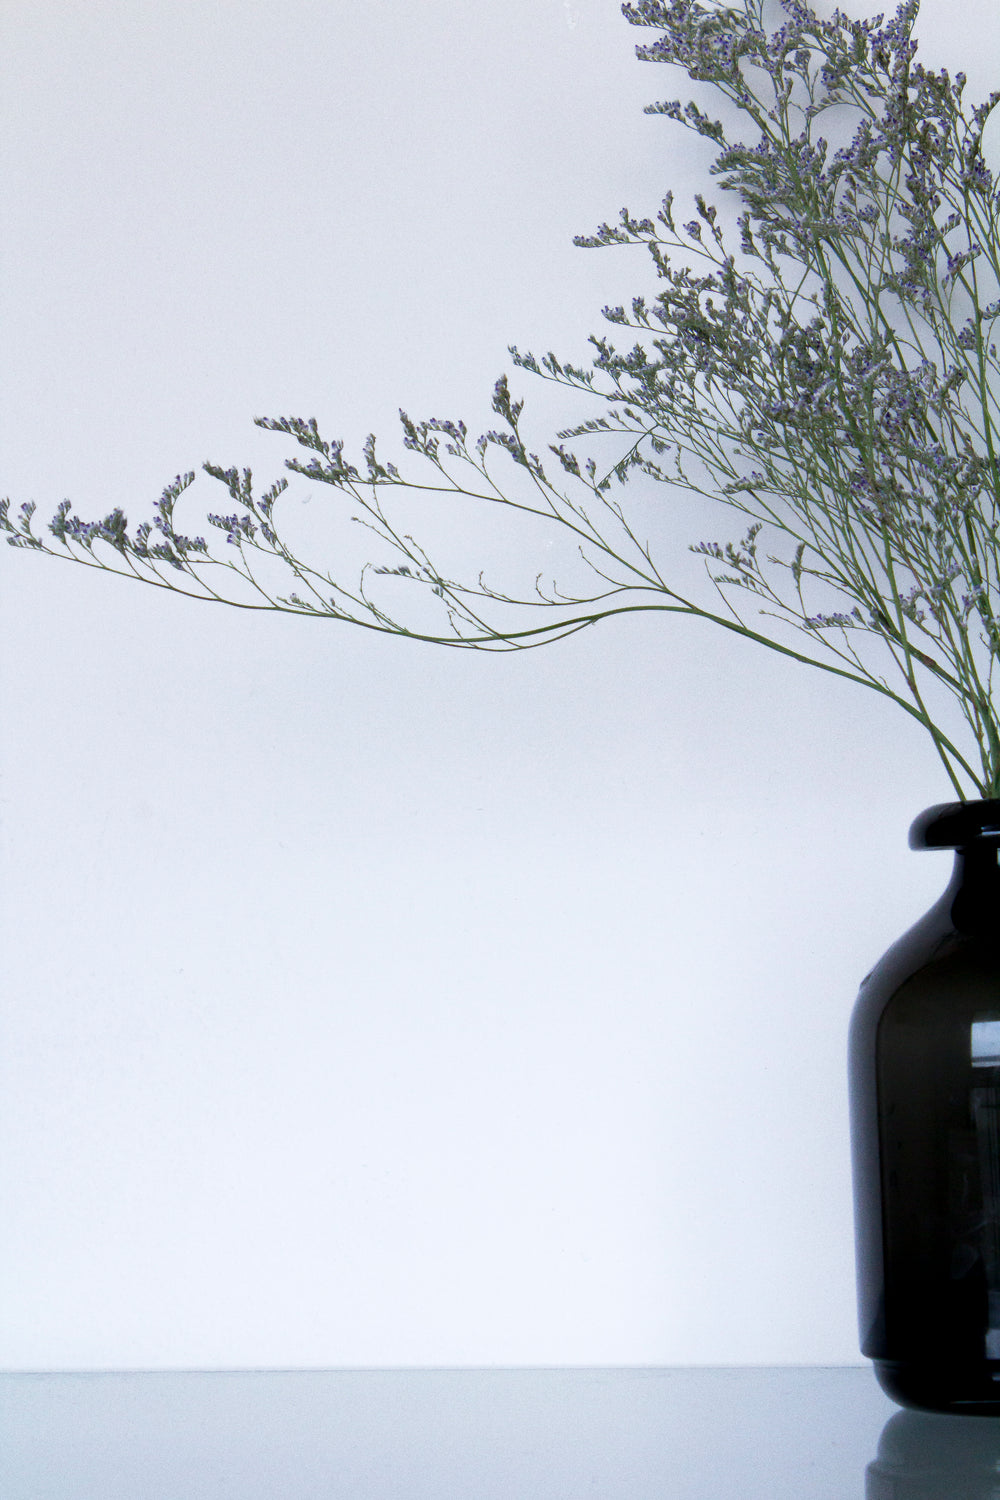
[0,1364,994,1498]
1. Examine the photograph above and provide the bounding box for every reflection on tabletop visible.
[868,1409,1000,1499]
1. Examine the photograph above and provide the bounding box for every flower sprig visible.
[5,0,1000,796]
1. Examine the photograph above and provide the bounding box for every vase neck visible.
[947,844,1000,936]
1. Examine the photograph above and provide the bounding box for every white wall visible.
[0,0,995,1370]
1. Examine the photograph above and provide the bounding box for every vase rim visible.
[909,800,1000,849]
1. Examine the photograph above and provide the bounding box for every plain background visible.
[1,0,997,1370]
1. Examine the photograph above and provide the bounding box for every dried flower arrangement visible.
[5,0,999,796]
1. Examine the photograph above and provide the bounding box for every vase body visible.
[849,800,1000,1414]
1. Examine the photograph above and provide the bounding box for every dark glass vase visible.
[849,799,1000,1414]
